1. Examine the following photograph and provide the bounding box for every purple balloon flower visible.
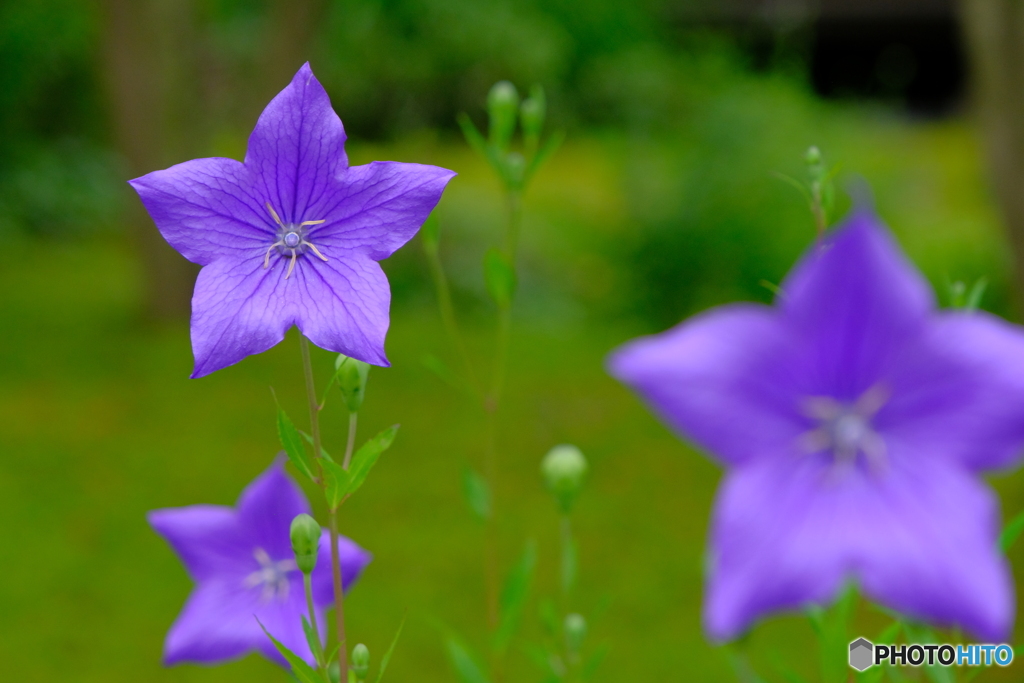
[148,461,371,667]
[609,210,1024,641]
[129,63,456,377]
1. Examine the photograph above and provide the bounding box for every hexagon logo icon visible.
[849,638,874,671]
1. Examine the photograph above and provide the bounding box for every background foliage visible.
[0,0,1020,681]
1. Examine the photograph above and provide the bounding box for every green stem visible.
[343,412,358,469]
[328,511,348,678]
[560,514,573,604]
[299,335,347,678]
[303,572,326,670]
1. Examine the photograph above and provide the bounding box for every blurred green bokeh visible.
[1,1,1022,682]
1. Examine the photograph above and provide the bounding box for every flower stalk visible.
[299,334,348,677]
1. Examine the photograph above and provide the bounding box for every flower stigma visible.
[242,547,298,603]
[800,384,888,474]
[263,202,328,278]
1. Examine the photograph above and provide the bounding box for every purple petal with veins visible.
[129,63,456,377]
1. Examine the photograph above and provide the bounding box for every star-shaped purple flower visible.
[609,210,1024,641]
[129,63,456,377]
[148,461,371,666]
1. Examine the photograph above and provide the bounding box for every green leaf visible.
[483,248,516,309]
[461,467,491,521]
[582,644,608,681]
[300,431,334,461]
[258,619,325,683]
[523,129,564,187]
[346,425,399,498]
[301,615,324,666]
[492,541,537,653]
[373,613,406,683]
[421,353,475,399]
[457,113,505,178]
[278,404,316,481]
[966,277,988,311]
[999,509,1024,552]
[445,636,491,683]
[322,459,352,510]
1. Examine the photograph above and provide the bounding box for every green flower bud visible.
[805,145,822,166]
[487,80,519,152]
[290,513,320,574]
[352,643,370,680]
[541,444,588,513]
[336,354,370,413]
[564,613,587,653]
[520,84,546,143]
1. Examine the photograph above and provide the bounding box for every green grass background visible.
[2,102,1024,682]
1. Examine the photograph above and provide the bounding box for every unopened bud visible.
[541,444,588,513]
[352,643,370,680]
[520,84,546,142]
[487,81,519,151]
[336,354,370,413]
[290,513,320,574]
[805,145,822,166]
[564,613,587,653]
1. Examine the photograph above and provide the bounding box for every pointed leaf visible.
[445,636,491,683]
[966,278,988,311]
[462,467,491,521]
[493,541,537,653]
[302,615,324,666]
[278,405,316,480]
[582,644,608,681]
[484,248,515,309]
[457,113,505,180]
[322,459,352,510]
[373,613,406,683]
[301,431,334,461]
[346,425,399,499]
[258,619,325,683]
[523,130,564,186]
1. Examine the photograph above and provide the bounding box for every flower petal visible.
[312,161,456,260]
[705,453,1011,641]
[607,304,803,466]
[163,579,264,665]
[311,529,372,606]
[148,505,248,582]
[293,254,392,366]
[882,311,1024,471]
[236,463,312,562]
[189,255,294,378]
[781,211,934,399]
[129,157,272,265]
[245,63,348,224]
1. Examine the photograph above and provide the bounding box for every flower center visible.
[263,202,329,279]
[242,547,298,603]
[800,385,888,472]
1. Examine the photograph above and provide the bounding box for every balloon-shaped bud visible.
[564,613,587,653]
[805,145,822,166]
[336,354,371,413]
[290,513,320,574]
[520,84,546,142]
[352,643,370,680]
[487,80,519,152]
[541,444,588,513]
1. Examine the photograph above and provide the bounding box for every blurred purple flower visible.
[609,210,1024,641]
[129,63,455,377]
[148,461,370,667]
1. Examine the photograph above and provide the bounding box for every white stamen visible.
[303,240,329,262]
[286,250,297,279]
